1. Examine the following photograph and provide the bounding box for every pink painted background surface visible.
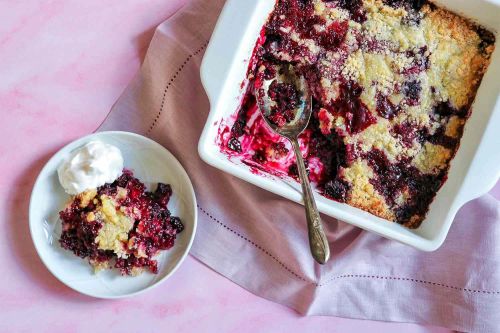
[2,1,498,331]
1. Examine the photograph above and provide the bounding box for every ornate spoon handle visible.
[290,138,330,264]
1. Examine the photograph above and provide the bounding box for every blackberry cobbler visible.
[59,170,184,275]
[219,0,495,227]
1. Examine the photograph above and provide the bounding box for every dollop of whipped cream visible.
[58,141,124,195]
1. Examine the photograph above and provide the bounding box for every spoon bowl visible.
[255,64,312,138]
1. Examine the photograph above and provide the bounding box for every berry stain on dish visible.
[217,0,495,228]
[57,141,183,276]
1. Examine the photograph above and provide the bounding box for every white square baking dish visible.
[198,0,500,251]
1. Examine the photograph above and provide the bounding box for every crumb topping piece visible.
[94,194,134,258]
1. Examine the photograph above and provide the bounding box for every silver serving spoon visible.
[255,64,330,264]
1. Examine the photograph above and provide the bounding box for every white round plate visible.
[29,131,197,298]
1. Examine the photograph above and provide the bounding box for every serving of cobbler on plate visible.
[59,171,184,276]
[218,0,495,227]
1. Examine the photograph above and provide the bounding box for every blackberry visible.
[324,179,349,202]
[227,137,242,152]
[402,80,422,101]
[170,216,184,233]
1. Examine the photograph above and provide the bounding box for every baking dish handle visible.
[456,101,500,206]
[200,0,259,105]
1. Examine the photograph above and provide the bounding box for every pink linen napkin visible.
[98,0,500,331]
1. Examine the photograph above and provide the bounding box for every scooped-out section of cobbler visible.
[59,170,184,275]
[218,0,495,227]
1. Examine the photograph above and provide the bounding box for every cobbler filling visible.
[218,0,495,227]
[266,80,300,127]
[59,170,183,275]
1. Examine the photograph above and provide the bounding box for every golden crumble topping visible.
[412,142,452,174]
[94,195,134,258]
[342,160,395,220]
[76,189,97,208]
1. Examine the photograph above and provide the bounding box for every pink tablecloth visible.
[0,1,494,332]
